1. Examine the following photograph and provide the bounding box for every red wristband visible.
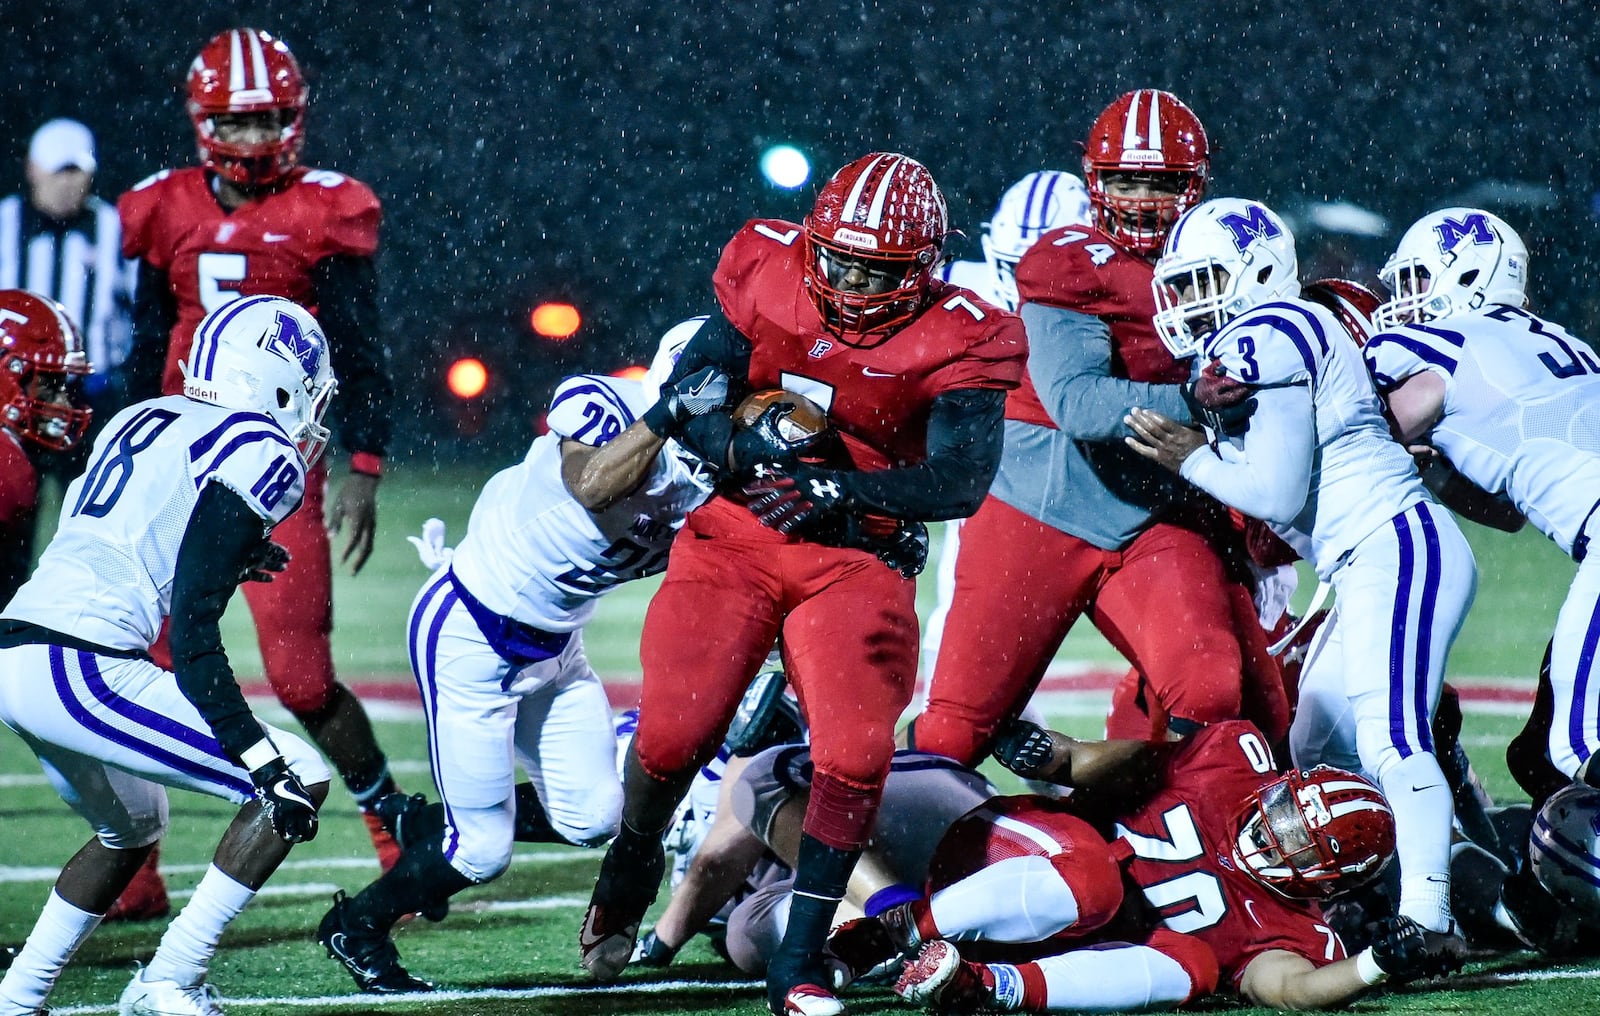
[350,452,384,478]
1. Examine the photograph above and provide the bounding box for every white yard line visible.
[0,850,588,885]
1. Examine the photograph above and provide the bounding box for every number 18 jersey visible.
[3,396,306,652]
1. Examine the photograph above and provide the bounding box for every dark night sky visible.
[5,0,1596,460]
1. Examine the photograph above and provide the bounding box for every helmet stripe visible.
[247,29,270,91]
[228,30,246,93]
[841,153,889,226]
[1146,90,1164,155]
[195,294,279,380]
[863,155,903,229]
[1122,91,1144,152]
[1027,174,1051,238]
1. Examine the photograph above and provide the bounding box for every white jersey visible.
[1365,305,1600,558]
[448,374,712,632]
[4,396,305,651]
[1181,298,1426,578]
[936,258,1002,308]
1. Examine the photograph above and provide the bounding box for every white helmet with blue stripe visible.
[1374,207,1528,328]
[1151,197,1301,359]
[181,295,338,465]
[1530,782,1600,915]
[980,170,1091,311]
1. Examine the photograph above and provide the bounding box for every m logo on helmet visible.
[1433,213,1495,255]
[269,309,323,376]
[1217,205,1283,253]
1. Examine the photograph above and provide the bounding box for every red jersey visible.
[1113,721,1346,987]
[714,219,1026,473]
[118,165,380,396]
[0,430,40,599]
[1006,224,1188,428]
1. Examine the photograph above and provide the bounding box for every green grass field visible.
[3,462,1595,1015]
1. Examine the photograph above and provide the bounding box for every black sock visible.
[767,834,859,1006]
[348,842,475,931]
[513,783,563,843]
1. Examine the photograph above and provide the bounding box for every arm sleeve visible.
[310,254,391,458]
[835,386,1006,522]
[1021,301,1193,439]
[667,311,754,470]
[123,260,175,403]
[1179,384,1314,523]
[168,483,272,763]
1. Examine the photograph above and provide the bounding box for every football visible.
[733,389,830,445]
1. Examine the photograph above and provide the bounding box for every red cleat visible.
[363,810,403,872]
[103,846,171,923]
[894,941,995,1013]
[775,982,845,1016]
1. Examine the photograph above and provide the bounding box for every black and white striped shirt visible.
[0,192,136,393]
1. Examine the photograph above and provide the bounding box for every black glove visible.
[239,540,290,584]
[1181,359,1257,436]
[990,718,1057,779]
[1367,916,1468,983]
[643,365,733,438]
[631,929,679,967]
[871,521,929,579]
[250,757,320,843]
[728,403,824,473]
[741,464,850,536]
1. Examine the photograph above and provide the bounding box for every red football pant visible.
[917,496,1283,763]
[636,509,919,850]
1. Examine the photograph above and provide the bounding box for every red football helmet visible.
[803,152,948,347]
[1302,277,1385,348]
[1082,90,1209,256]
[186,28,309,187]
[0,290,92,451]
[1232,766,1395,900]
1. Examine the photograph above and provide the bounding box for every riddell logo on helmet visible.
[1120,149,1164,163]
[833,228,880,249]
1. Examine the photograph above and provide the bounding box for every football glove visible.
[990,718,1057,779]
[870,521,929,579]
[1182,359,1257,436]
[250,756,320,843]
[643,365,733,438]
[729,403,825,473]
[742,465,851,536]
[1367,916,1469,983]
[239,540,290,584]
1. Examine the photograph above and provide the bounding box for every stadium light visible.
[531,302,582,339]
[448,357,489,399]
[760,144,811,190]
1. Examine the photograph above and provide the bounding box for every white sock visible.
[929,855,1081,943]
[144,865,255,986]
[1377,752,1456,932]
[1033,943,1194,1011]
[0,890,101,1010]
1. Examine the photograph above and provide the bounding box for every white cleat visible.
[118,966,223,1016]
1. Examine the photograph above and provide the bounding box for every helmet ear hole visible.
[1458,269,1480,287]
[276,387,292,409]
[1256,266,1274,287]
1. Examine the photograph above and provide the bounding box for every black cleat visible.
[580,837,665,981]
[317,891,435,993]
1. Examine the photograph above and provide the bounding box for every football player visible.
[922,170,1089,680]
[1125,197,1478,945]
[910,91,1289,780]
[886,721,1459,1013]
[315,320,730,993]
[113,28,402,913]
[579,152,1027,1016]
[0,296,335,1016]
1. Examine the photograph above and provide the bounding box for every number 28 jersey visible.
[3,397,306,652]
[1114,721,1345,988]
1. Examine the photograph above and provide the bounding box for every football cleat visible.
[102,848,171,924]
[117,965,223,1016]
[579,837,665,981]
[893,941,995,1012]
[317,892,435,993]
[823,916,906,988]
[774,982,846,1016]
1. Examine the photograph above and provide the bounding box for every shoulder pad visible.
[1206,301,1331,387]
[546,375,642,445]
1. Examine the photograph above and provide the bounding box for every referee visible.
[0,118,136,467]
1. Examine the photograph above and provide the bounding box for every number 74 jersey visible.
[5,396,306,653]
[1112,721,1345,988]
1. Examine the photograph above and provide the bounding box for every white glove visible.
[406,517,454,570]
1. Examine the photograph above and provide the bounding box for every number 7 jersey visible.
[3,396,306,653]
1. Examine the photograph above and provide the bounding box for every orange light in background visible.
[447,357,489,399]
[613,364,648,382]
[531,302,581,339]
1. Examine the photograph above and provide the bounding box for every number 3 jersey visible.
[446,374,712,633]
[1112,721,1345,988]
[3,396,306,652]
[1364,305,1600,559]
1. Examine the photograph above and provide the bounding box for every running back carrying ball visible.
[734,389,829,445]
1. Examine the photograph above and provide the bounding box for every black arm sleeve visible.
[837,387,1006,522]
[669,311,754,471]
[310,254,391,458]
[168,483,272,763]
[124,260,176,403]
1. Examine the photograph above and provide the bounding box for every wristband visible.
[350,452,384,478]
[1354,948,1390,986]
[240,739,280,774]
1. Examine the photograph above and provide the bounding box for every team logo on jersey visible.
[1217,205,1283,253]
[808,338,833,358]
[268,309,325,375]
[1432,213,1495,255]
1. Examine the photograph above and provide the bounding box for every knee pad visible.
[549,785,622,849]
[1145,927,1219,1001]
[447,839,514,885]
[904,709,987,767]
[273,669,338,716]
[97,797,169,850]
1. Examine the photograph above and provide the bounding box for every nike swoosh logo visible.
[329,933,380,975]
[263,233,291,242]
[1411,784,1442,793]
[578,909,609,949]
[862,367,895,377]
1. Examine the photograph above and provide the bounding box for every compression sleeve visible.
[168,482,272,763]
[311,254,391,458]
[123,260,176,403]
[1179,384,1314,524]
[1022,301,1193,438]
[669,311,754,470]
[835,387,1005,522]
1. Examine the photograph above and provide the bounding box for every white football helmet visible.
[181,295,337,465]
[1374,207,1528,328]
[1529,782,1600,916]
[1152,198,1300,359]
[980,170,1091,311]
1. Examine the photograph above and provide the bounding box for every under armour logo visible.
[1433,213,1495,255]
[753,463,780,479]
[1217,205,1282,253]
[809,478,841,499]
